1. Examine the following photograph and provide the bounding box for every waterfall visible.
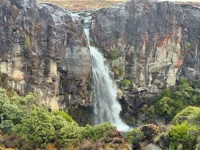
[84,22,130,131]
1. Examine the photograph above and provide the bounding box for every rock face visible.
[0,0,92,111]
[91,0,200,101]
[1,0,200,124]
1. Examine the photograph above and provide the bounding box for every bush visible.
[122,79,131,88]
[172,106,200,125]
[127,128,145,145]
[184,42,191,51]
[169,121,199,149]
[59,123,83,144]
[53,110,76,124]
[155,97,183,120]
[108,48,120,60]
[161,88,172,97]
[24,37,31,50]
[81,123,115,141]
[13,107,56,145]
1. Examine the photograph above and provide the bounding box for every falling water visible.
[84,23,130,131]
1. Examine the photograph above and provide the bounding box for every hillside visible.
[37,0,200,11]
[37,0,127,11]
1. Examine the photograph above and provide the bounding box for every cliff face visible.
[0,0,92,110]
[1,0,200,123]
[91,0,200,103]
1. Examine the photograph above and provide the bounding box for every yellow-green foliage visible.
[0,87,116,148]
[81,123,115,141]
[24,37,31,50]
[122,79,131,87]
[127,128,145,144]
[172,106,200,126]
[168,107,200,149]
[108,48,120,60]
[169,121,199,150]
[148,79,200,121]
[53,110,77,124]
[184,41,191,51]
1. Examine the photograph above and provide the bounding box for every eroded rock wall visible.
[91,0,200,101]
[0,0,92,111]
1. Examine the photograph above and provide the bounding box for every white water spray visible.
[84,24,130,131]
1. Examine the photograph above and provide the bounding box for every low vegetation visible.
[146,78,200,121]
[126,78,200,150]
[0,87,116,149]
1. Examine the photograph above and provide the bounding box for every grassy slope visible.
[37,0,200,11]
[37,0,127,11]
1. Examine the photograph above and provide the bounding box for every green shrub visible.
[24,37,31,50]
[53,110,77,124]
[127,128,145,144]
[172,106,200,125]
[122,79,131,88]
[108,48,120,60]
[169,121,199,149]
[184,42,191,51]
[59,123,83,144]
[81,123,115,141]
[155,97,183,120]
[161,88,172,97]
[13,107,56,144]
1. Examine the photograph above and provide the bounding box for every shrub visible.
[59,123,82,144]
[169,121,199,149]
[155,97,182,120]
[161,88,172,97]
[122,79,131,88]
[108,48,120,60]
[112,66,124,78]
[184,42,191,51]
[172,106,200,125]
[24,37,31,50]
[53,110,76,124]
[127,128,145,144]
[81,123,115,141]
[13,107,56,145]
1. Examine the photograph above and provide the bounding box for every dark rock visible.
[0,0,92,121]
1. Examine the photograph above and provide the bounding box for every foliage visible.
[161,88,172,97]
[53,110,77,124]
[155,97,183,120]
[81,123,115,141]
[113,66,124,78]
[122,79,131,88]
[169,121,199,150]
[24,37,31,50]
[172,106,200,126]
[108,48,120,60]
[147,79,200,121]
[184,41,191,51]
[0,86,117,148]
[13,107,56,145]
[127,128,145,144]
